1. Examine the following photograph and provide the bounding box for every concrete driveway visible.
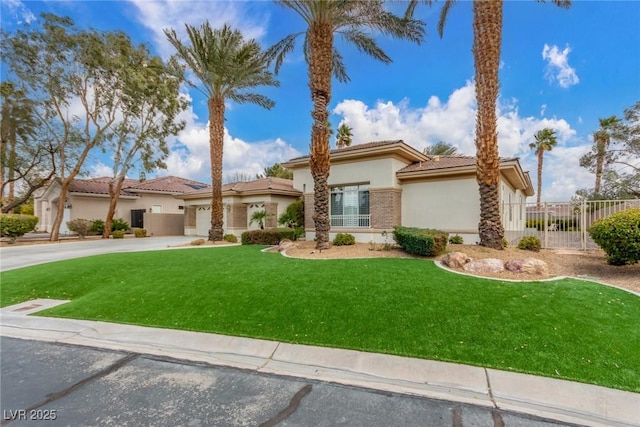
[0,236,196,272]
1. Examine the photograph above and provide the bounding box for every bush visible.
[111,218,129,232]
[0,214,39,242]
[90,219,105,235]
[392,226,448,257]
[112,230,126,239]
[502,237,509,248]
[241,228,297,245]
[449,234,464,244]
[223,234,238,243]
[333,233,355,246]
[67,218,92,238]
[134,229,147,238]
[279,199,305,228]
[518,236,541,252]
[588,208,640,265]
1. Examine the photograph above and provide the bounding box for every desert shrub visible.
[588,208,640,265]
[90,219,105,235]
[449,234,464,244]
[223,234,238,243]
[502,237,509,248]
[518,236,541,252]
[279,199,305,228]
[393,226,448,257]
[134,229,147,238]
[67,218,92,238]
[0,214,39,242]
[241,228,297,245]
[112,230,126,239]
[333,233,355,246]
[111,218,129,232]
[191,239,206,246]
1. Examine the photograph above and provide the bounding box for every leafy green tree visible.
[166,23,279,241]
[268,1,424,249]
[424,141,458,156]
[336,123,353,148]
[406,0,570,249]
[529,128,557,206]
[257,163,293,180]
[101,52,188,238]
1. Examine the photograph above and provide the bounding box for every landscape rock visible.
[278,239,296,252]
[504,258,549,275]
[442,252,472,268]
[463,258,504,274]
[190,239,206,246]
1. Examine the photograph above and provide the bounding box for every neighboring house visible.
[34,176,209,235]
[283,140,534,244]
[179,177,302,238]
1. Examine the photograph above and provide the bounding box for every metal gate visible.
[503,199,640,250]
[131,209,146,229]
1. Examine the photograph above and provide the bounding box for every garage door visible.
[196,206,210,236]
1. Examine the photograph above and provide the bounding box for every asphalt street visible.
[0,337,574,427]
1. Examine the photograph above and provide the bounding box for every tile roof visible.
[182,177,301,198]
[287,140,403,161]
[398,156,520,173]
[67,176,209,196]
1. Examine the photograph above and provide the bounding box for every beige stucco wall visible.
[500,179,527,232]
[143,213,184,236]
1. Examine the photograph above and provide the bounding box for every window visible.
[330,184,370,227]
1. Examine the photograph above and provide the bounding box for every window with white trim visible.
[330,184,370,227]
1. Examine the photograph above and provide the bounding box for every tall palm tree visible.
[269,1,424,249]
[529,128,557,207]
[336,123,353,148]
[165,23,279,241]
[593,115,621,195]
[406,0,570,249]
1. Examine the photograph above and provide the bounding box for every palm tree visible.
[593,115,621,195]
[529,128,557,207]
[336,123,353,148]
[268,1,424,249]
[424,141,458,156]
[165,23,279,241]
[406,0,570,249]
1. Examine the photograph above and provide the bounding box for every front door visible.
[131,209,145,228]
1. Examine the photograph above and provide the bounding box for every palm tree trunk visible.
[536,150,543,207]
[594,136,605,195]
[208,95,225,241]
[308,22,333,250]
[473,0,504,250]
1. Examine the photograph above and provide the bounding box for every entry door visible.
[131,209,145,228]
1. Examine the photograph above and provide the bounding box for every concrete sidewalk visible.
[1,299,638,427]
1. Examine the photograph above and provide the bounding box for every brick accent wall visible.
[229,203,247,228]
[265,202,278,228]
[370,188,402,229]
[304,194,314,230]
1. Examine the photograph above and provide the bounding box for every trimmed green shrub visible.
[518,236,541,252]
[588,208,640,265]
[67,218,92,238]
[241,228,297,245]
[111,218,129,232]
[393,226,448,257]
[223,234,238,243]
[134,229,147,238]
[112,230,126,239]
[90,219,105,235]
[333,233,355,246]
[279,199,305,228]
[449,234,464,244]
[0,214,39,242]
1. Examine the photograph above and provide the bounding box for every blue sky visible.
[2,0,639,201]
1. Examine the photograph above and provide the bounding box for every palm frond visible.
[332,48,349,83]
[228,92,276,110]
[265,33,302,74]
[340,28,391,64]
[438,0,457,38]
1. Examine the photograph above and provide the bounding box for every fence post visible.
[544,202,548,249]
[581,199,587,250]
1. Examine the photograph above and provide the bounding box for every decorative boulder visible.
[504,258,549,275]
[190,239,206,246]
[463,258,505,274]
[442,252,472,268]
[278,239,296,252]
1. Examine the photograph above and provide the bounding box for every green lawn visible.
[1,245,639,392]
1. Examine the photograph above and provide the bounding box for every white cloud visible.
[540,104,547,116]
[2,0,36,24]
[88,162,114,178]
[127,0,269,58]
[333,80,589,201]
[542,44,580,88]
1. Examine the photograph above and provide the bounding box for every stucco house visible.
[34,176,208,235]
[179,177,303,238]
[283,140,534,244]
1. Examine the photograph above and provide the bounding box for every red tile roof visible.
[397,156,520,173]
[181,177,301,199]
[287,140,404,161]
[68,176,209,196]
